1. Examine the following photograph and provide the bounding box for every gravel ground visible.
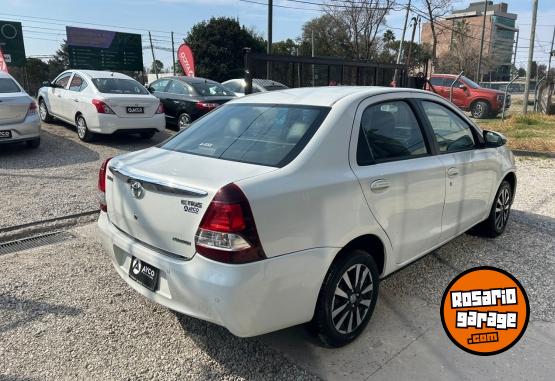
[0,121,175,230]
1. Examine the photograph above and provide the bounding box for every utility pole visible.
[267,0,273,79]
[394,0,411,83]
[523,0,538,114]
[476,0,489,82]
[548,26,555,77]
[148,31,158,79]
[311,29,315,86]
[512,29,519,72]
[406,16,419,71]
[171,31,176,76]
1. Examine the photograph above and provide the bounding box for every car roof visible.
[229,86,426,107]
[68,70,134,80]
[171,76,219,84]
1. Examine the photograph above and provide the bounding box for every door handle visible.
[447,167,459,177]
[73,98,79,102]
[370,179,390,192]
[56,94,62,98]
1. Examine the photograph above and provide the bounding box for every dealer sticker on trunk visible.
[181,200,202,214]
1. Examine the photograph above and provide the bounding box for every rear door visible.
[350,95,446,264]
[418,99,497,240]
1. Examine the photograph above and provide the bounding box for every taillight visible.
[195,183,266,264]
[92,99,115,114]
[98,157,112,212]
[156,102,164,114]
[195,101,219,111]
[27,101,37,116]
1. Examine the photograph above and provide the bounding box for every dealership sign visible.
[177,44,195,77]
[0,21,26,67]
[66,27,143,71]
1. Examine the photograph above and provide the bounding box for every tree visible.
[185,17,265,82]
[517,67,526,77]
[322,0,395,60]
[422,0,453,69]
[150,59,164,74]
[299,14,352,58]
[272,39,298,56]
[47,41,69,79]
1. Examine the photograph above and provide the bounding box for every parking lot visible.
[1,120,554,380]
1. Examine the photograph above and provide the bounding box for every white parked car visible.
[97,87,516,347]
[0,72,41,148]
[37,70,165,142]
[222,78,288,97]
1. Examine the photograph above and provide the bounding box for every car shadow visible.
[0,129,99,170]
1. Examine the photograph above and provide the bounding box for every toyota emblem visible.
[130,180,144,199]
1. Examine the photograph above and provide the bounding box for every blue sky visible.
[2,0,555,73]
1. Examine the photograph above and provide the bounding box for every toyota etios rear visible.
[98,87,516,347]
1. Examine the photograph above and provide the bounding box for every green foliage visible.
[185,17,265,82]
[150,59,164,74]
[513,114,541,125]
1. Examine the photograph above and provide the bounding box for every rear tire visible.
[309,249,379,347]
[26,138,40,149]
[76,115,94,142]
[470,101,490,119]
[177,113,192,130]
[39,99,53,123]
[139,130,156,139]
[472,180,512,237]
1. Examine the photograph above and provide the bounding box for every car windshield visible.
[462,76,480,89]
[162,104,330,167]
[190,81,234,96]
[0,78,21,93]
[92,78,148,95]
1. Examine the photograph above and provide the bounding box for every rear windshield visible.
[190,81,234,97]
[92,78,148,95]
[162,104,330,167]
[0,78,21,93]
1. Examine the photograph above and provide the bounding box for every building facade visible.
[421,1,518,81]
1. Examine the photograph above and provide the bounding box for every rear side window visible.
[162,104,330,167]
[190,81,234,97]
[358,101,428,164]
[421,101,476,153]
[92,78,148,95]
[0,78,21,93]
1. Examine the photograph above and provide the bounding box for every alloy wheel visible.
[331,263,374,334]
[473,104,484,117]
[77,117,87,139]
[495,187,511,231]
[39,102,48,121]
[178,114,192,129]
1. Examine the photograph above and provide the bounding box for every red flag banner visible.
[0,47,9,73]
[177,44,195,77]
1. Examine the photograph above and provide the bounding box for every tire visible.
[177,113,192,130]
[76,115,94,142]
[26,138,40,149]
[470,101,490,119]
[310,249,380,347]
[39,99,53,123]
[473,180,512,237]
[139,130,156,139]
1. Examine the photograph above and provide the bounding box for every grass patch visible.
[475,113,555,153]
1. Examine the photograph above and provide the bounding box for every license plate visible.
[126,107,144,114]
[0,130,12,139]
[129,257,159,291]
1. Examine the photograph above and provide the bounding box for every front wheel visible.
[470,101,490,119]
[473,180,512,237]
[309,249,379,347]
[76,115,94,142]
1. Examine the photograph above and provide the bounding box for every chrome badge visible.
[129,180,144,199]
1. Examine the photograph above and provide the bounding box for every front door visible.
[49,72,72,118]
[350,96,446,264]
[419,100,497,241]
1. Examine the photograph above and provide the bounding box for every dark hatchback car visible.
[147,76,235,129]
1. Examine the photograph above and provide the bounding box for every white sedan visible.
[0,72,40,148]
[37,70,165,142]
[97,87,516,347]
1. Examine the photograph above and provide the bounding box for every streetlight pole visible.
[267,0,273,79]
[523,0,538,114]
[476,0,489,82]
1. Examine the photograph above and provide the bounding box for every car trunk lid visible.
[102,95,159,118]
[106,147,276,259]
[0,93,30,125]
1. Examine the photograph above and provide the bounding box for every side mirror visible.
[483,130,507,148]
[42,81,52,88]
[459,84,467,91]
[146,85,154,93]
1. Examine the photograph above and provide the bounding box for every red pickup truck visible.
[427,74,510,119]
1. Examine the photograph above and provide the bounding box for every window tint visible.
[430,77,446,87]
[69,75,86,92]
[422,101,476,153]
[0,78,21,93]
[167,80,190,96]
[54,73,72,88]
[150,79,170,92]
[190,81,234,96]
[358,101,428,163]
[92,78,148,95]
[162,104,329,167]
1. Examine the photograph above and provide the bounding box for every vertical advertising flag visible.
[177,44,195,77]
[0,47,8,73]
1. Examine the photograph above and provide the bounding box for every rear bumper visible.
[0,115,40,144]
[97,212,336,337]
[87,113,165,134]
